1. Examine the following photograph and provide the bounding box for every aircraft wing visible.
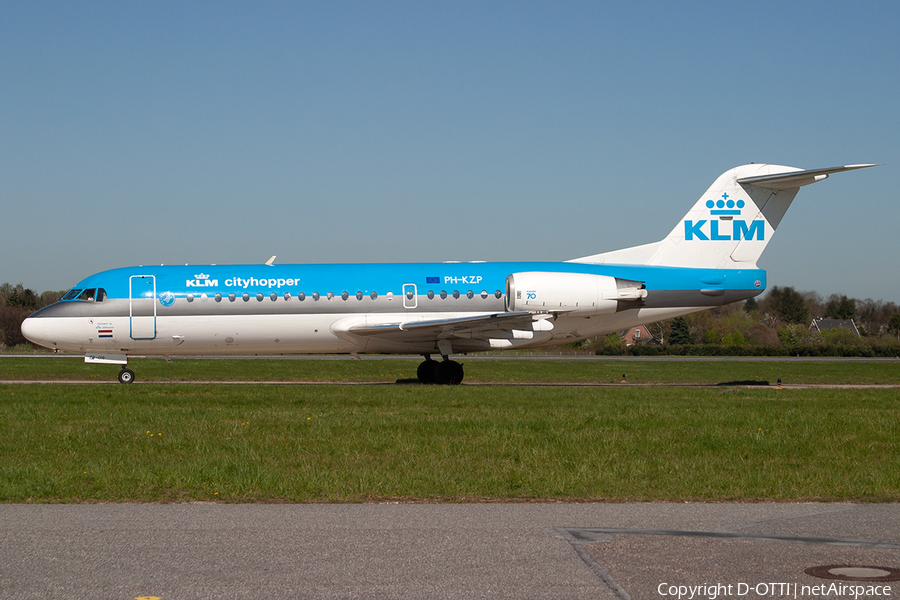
[344,311,553,342]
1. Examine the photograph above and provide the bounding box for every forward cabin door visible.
[129,275,157,340]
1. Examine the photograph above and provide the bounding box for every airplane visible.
[22,163,876,384]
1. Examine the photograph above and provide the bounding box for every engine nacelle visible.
[505,272,647,316]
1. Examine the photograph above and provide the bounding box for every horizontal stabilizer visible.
[736,164,877,190]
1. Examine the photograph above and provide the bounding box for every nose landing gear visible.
[117,367,136,384]
[417,355,464,385]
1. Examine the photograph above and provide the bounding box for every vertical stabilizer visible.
[571,163,876,269]
[649,164,800,269]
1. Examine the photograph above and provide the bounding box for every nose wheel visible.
[417,355,464,385]
[117,367,136,384]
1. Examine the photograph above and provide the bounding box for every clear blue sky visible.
[2,1,897,302]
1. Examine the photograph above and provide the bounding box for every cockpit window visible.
[61,288,107,302]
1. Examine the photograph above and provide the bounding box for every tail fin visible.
[572,164,876,269]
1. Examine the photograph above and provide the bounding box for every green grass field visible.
[1,357,898,503]
[2,355,900,385]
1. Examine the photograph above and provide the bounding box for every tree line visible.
[587,286,900,357]
[2,282,900,355]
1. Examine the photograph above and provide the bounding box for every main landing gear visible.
[117,367,136,384]
[417,355,464,385]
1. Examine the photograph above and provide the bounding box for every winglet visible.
[736,164,878,190]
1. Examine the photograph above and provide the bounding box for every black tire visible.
[117,368,135,384]
[417,359,439,384]
[435,360,464,385]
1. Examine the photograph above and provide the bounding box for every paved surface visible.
[2,503,899,599]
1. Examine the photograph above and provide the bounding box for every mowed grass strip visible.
[2,355,900,384]
[1,384,897,502]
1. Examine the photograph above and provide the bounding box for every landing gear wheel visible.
[417,358,439,384]
[434,360,464,385]
[117,368,135,384]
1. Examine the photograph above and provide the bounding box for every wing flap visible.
[346,311,553,340]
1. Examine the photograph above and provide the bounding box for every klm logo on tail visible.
[684,193,764,241]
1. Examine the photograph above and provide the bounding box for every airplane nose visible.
[21,317,48,345]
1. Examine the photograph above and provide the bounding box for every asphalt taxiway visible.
[1,503,898,599]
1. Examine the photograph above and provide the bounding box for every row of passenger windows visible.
[185,290,504,303]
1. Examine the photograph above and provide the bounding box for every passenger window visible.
[313,292,320,301]
[270,292,277,302]
[467,290,474,299]
[427,291,434,300]
[187,294,195,303]
[440,291,447,299]
[284,292,292,301]
[256,293,264,302]
[341,291,349,301]
[215,293,223,303]
[299,292,306,301]
[243,293,250,302]
[229,293,236,302]
[356,291,363,301]
[452,290,460,299]
[370,291,377,300]
[481,290,488,299]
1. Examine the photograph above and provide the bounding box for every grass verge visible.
[2,355,900,385]
[1,383,897,502]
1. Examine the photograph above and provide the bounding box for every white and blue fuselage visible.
[23,261,763,356]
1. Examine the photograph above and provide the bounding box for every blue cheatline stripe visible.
[67,262,766,300]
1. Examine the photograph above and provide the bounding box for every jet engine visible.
[505,272,647,316]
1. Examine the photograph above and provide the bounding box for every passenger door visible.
[129,275,157,340]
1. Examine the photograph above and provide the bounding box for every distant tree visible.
[40,290,64,306]
[721,329,746,345]
[5,286,39,311]
[743,297,759,313]
[668,317,692,345]
[0,306,29,347]
[747,323,779,346]
[592,333,628,355]
[824,294,857,320]
[0,283,15,308]
[889,314,900,340]
[802,291,825,323]
[767,286,809,325]
[646,320,669,345]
